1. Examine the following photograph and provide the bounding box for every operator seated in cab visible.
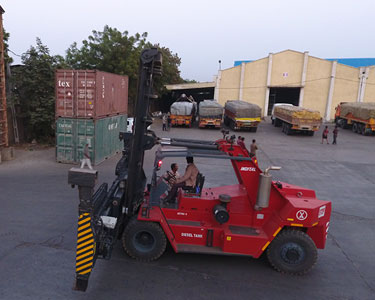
[164,157,199,204]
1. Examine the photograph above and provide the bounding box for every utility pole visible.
[0,5,14,162]
[0,5,8,149]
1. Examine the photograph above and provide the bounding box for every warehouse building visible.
[214,50,375,120]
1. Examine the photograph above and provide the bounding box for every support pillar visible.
[264,53,273,117]
[324,61,337,121]
[299,51,309,107]
[357,67,369,103]
[239,63,245,100]
[214,70,222,102]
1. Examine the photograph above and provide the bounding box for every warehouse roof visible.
[165,82,215,90]
[325,58,375,68]
[234,56,375,68]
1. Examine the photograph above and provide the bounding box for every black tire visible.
[122,218,167,262]
[352,123,358,133]
[230,119,236,131]
[267,229,317,275]
[251,127,258,133]
[286,124,292,135]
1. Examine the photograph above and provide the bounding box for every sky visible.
[2,0,375,82]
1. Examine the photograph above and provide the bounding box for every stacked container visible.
[55,70,128,165]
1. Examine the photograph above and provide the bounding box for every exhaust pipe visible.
[255,166,281,210]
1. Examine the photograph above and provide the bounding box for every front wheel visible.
[267,229,317,275]
[122,218,167,262]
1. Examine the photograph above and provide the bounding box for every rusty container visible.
[55,70,128,119]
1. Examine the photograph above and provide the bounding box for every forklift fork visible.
[68,167,99,292]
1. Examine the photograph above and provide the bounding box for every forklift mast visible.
[124,48,162,213]
[68,48,162,292]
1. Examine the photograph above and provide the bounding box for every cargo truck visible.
[335,102,375,135]
[170,95,196,127]
[198,100,223,128]
[273,105,322,136]
[224,100,261,132]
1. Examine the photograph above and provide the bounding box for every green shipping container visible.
[56,115,126,165]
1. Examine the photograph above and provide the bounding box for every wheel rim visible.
[280,242,305,265]
[133,230,156,253]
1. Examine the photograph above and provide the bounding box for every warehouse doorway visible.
[267,87,300,115]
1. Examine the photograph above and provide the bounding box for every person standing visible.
[321,126,329,144]
[332,126,338,145]
[162,114,167,131]
[80,143,93,170]
[250,139,258,158]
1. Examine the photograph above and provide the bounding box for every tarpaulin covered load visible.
[199,100,223,117]
[339,102,375,120]
[170,102,195,116]
[225,100,261,118]
[274,105,321,120]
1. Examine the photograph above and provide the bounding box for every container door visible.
[76,71,96,118]
[56,71,75,118]
[75,119,95,163]
[56,118,75,163]
[94,118,105,165]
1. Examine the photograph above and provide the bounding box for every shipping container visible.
[55,70,128,119]
[56,115,126,165]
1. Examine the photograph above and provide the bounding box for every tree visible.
[65,26,184,114]
[12,38,64,142]
[3,29,13,65]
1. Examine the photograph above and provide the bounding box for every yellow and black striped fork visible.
[75,213,96,281]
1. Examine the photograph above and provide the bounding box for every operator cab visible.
[149,149,206,208]
[147,137,255,209]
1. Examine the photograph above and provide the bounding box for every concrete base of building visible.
[1,147,15,161]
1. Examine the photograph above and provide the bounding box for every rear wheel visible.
[285,124,292,135]
[352,123,358,133]
[122,217,167,262]
[267,229,317,275]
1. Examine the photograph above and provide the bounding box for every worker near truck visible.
[162,114,167,131]
[332,126,338,145]
[321,126,329,144]
[250,139,258,158]
[164,157,199,203]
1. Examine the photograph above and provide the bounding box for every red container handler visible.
[55,70,128,119]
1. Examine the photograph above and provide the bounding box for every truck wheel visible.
[340,119,347,129]
[286,124,292,135]
[267,229,317,275]
[352,123,358,133]
[122,218,167,262]
[362,126,369,136]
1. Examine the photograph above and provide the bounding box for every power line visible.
[8,49,22,57]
